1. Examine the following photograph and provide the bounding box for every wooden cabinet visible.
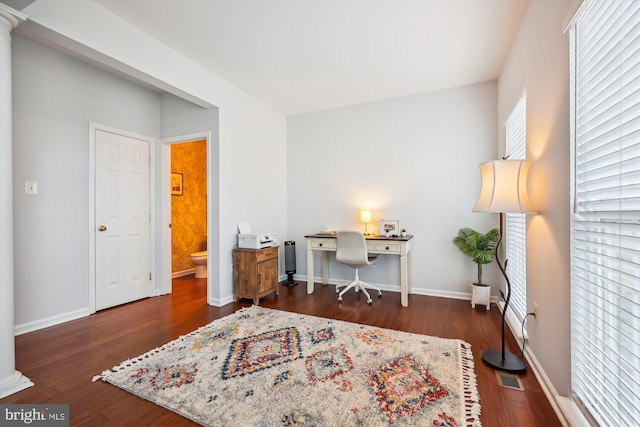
[233,246,279,305]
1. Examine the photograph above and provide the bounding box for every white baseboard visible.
[497,303,591,427]
[14,307,91,336]
[556,396,593,427]
[172,268,196,278]
[523,344,592,427]
[209,295,234,307]
[521,343,570,426]
[292,274,500,304]
[0,371,34,399]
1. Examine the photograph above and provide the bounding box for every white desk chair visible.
[335,231,381,304]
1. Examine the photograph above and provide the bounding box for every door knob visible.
[98,225,107,232]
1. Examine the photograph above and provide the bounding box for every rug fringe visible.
[91,373,105,382]
[460,341,482,426]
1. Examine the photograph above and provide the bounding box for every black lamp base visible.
[482,349,527,374]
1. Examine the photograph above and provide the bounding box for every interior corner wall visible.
[287,81,501,298]
[497,0,574,396]
[11,34,161,329]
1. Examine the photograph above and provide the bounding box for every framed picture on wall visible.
[171,173,183,195]
[379,219,400,237]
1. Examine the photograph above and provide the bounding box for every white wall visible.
[10,0,287,329]
[12,35,161,328]
[498,0,573,397]
[287,81,501,298]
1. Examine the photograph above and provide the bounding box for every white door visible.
[95,129,152,310]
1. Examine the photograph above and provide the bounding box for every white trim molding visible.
[292,273,500,306]
[14,308,91,336]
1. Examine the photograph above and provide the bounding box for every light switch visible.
[25,181,38,195]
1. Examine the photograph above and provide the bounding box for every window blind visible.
[505,95,528,323]
[570,1,640,426]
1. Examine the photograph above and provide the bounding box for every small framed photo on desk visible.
[379,219,400,237]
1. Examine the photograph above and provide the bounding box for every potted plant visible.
[452,227,499,309]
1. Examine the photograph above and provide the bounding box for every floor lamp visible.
[473,159,535,374]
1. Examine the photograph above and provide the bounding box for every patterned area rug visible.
[94,306,481,426]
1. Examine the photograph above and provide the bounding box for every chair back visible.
[336,231,370,268]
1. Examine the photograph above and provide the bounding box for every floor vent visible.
[496,371,525,391]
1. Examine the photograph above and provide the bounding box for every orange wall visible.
[171,140,207,273]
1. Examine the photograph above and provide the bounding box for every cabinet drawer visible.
[371,243,401,254]
[310,239,336,250]
[256,246,279,262]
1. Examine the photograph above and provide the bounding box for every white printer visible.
[237,223,278,249]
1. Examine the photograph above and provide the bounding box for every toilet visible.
[190,251,208,278]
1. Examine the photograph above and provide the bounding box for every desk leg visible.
[321,251,329,284]
[307,244,314,294]
[400,253,409,307]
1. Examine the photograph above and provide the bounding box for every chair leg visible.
[338,268,361,301]
[360,282,382,297]
[338,267,381,304]
[335,281,350,293]
[338,280,358,302]
[357,281,373,304]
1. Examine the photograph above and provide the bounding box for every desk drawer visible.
[310,239,336,250]
[370,242,401,254]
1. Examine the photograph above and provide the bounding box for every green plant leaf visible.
[452,227,500,286]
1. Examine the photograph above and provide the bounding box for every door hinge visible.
[149,272,152,280]
[149,157,152,166]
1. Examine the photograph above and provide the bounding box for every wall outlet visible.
[533,301,539,318]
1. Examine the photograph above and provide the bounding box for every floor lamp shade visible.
[473,160,535,214]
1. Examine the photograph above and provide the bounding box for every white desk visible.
[305,233,414,307]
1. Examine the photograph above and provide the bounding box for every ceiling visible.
[90,0,527,116]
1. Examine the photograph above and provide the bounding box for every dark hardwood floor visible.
[1,276,562,426]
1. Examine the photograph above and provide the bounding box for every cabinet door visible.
[257,258,278,293]
[234,251,255,296]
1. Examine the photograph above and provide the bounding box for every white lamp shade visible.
[473,160,535,214]
[360,209,372,223]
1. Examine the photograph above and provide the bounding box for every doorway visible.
[161,132,211,297]
[170,139,207,277]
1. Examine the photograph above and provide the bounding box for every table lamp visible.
[360,209,372,235]
[473,158,535,374]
